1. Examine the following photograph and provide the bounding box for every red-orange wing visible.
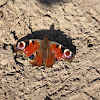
[49,42,74,63]
[15,39,43,66]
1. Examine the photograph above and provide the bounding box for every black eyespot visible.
[61,46,65,53]
[56,44,59,48]
[32,41,34,44]
[29,54,35,60]
[25,41,29,47]
[55,58,58,61]
[20,43,23,47]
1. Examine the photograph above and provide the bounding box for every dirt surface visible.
[0,0,100,100]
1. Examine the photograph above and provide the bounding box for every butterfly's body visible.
[15,36,74,67]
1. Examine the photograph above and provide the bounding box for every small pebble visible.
[0,59,9,65]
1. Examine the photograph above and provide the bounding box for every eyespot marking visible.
[55,58,58,61]
[28,54,35,60]
[64,49,72,59]
[17,41,26,50]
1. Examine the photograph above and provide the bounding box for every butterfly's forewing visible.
[49,41,74,63]
[15,39,43,66]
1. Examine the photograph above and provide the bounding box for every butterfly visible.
[14,36,75,67]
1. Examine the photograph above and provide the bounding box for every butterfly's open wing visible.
[15,36,75,67]
[49,41,75,63]
[15,39,43,66]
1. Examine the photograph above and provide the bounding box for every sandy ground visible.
[0,0,100,100]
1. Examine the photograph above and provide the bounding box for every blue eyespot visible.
[29,54,35,60]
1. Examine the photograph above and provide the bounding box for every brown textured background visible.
[0,0,100,100]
